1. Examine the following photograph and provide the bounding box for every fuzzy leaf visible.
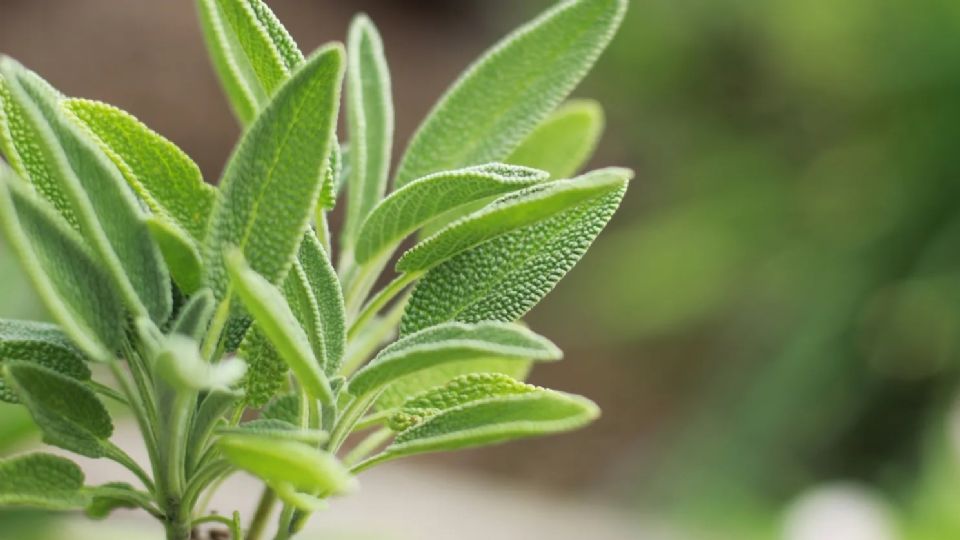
[218,435,355,496]
[186,388,240,472]
[85,482,149,519]
[376,390,598,461]
[219,419,327,445]
[298,232,345,374]
[227,249,333,404]
[397,167,631,272]
[155,334,246,392]
[354,163,547,264]
[196,0,304,124]
[389,373,536,431]
[0,453,88,509]
[0,58,171,324]
[171,289,216,342]
[506,99,604,179]
[342,15,394,245]
[146,217,203,294]
[0,168,124,361]
[203,45,344,302]
[284,260,327,369]
[0,76,79,229]
[238,327,287,408]
[319,138,342,211]
[0,319,90,403]
[63,99,216,240]
[349,322,561,399]
[5,362,113,457]
[401,171,629,334]
[394,0,627,186]
[261,393,300,424]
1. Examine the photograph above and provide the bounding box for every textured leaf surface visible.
[171,289,216,342]
[378,390,598,460]
[349,322,560,398]
[0,75,79,229]
[0,168,124,361]
[355,163,546,264]
[219,435,355,495]
[227,250,332,404]
[5,362,113,457]
[63,99,216,240]
[401,172,629,334]
[238,327,287,408]
[397,167,631,272]
[342,15,394,245]
[389,373,534,431]
[506,99,604,179]
[283,260,327,368]
[394,0,627,186]
[196,0,303,124]
[0,453,88,509]
[298,232,345,374]
[0,59,171,323]
[146,217,203,294]
[261,393,300,423]
[219,419,327,444]
[203,45,344,302]
[0,319,90,403]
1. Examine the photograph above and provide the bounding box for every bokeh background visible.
[4,0,960,538]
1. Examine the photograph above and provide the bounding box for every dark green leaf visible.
[0,319,90,403]
[0,453,88,509]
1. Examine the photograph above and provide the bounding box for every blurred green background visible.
[4,0,960,538]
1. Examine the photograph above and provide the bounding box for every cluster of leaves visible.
[0,0,628,538]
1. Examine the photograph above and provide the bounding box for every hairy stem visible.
[246,487,277,540]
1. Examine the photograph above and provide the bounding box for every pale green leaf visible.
[0,319,90,403]
[298,231,345,374]
[186,388,240,472]
[342,14,394,245]
[155,334,246,392]
[171,288,216,342]
[349,322,560,399]
[0,58,171,323]
[63,98,216,241]
[218,419,327,445]
[394,0,627,186]
[218,434,355,496]
[226,249,333,405]
[5,362,113,457]
[146,217,203,294]
[284,260,327,369]
[0,167,124,361]
[261,393,300,424]
[354,163,547,264]
[0,75,80,229]
[0,453,88,509]
[203,45,344,302]
[196,0,303,124]
[396,167,631,272]
[506,99,604,179]
[401,172,629,334]
[85,482,152,519]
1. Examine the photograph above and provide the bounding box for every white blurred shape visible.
[782,483,898,540]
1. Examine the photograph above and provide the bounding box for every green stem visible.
[273,505,296,540]
[246,487,277,540]
[87,380,128,405]
[339,294,408,377]
[328,392,380,453]
[202,297,232,361]
[347,272,421,340]
[102,440,155,494]
[343,428,393,467]
[108,362,162,494]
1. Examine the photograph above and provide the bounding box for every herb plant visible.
[0,0,629,538]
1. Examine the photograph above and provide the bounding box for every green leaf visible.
[401,171,629,334]
[5,362,113,457]
[354,163,547,264]
[0,167,124,361]
[196,0,304,125]
[506,99,604,179]
[298,232,345,374]
[342,14,394,245]
[154,334,246,392]
[375,356,532,412]
[0,453,88,509]
[261,393,300,423]
[349,322,561,399]
[171,288,216,342]
[186,388,240,472]
[0,58,171,324]
[319,138,342,211]
[0,75,80,229]
[218,418,327,445]
[388,373,536,431]
[203,45,344,302]
[146,217,204,294]
[394,0,627,186]
[0,319,90,403]
[373,390,598,463]
[238,326,287,408]
[85,482,151,519]
[218,434,355,499]
[396,167,631,272]
[226,249,333,404]
[63,98,216,241]
[283,260,327,370]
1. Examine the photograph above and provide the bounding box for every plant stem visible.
[338,294,407,377]
[202,297,232,361]
[273,505,295,540]
[102,440,155,494]
[343,428,393,467]
[246,487,277,540]
[347,271,421,340]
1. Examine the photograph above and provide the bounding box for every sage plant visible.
[0,0,630,538]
